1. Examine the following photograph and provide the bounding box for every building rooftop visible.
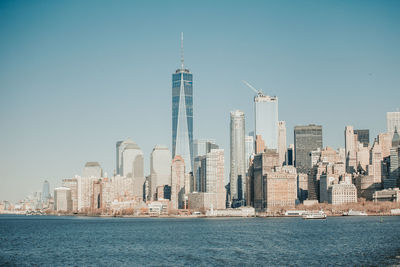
[84,162,101,167]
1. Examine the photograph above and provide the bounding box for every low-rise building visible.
[328,183,357,205]
[206,207,255,217]
[373,188,400,202]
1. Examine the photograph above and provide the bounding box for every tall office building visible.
[122,141,145,198]
[387,111,400,133]
[188,149,226,210]
[116,140,123,174]
[171,155,186,210]
[345,126,357,173]
[369,139,383,184]
[83,162,103,178]
[150,145,172,200]
[287,144,294,166]
[354,129,369,147]
[121,142,143,178]
[204,149,225,201]
[42,180,50,202]
[254,93,278,149]
[193,139,219,192]
[116,138,135,175]
[172,33,193,173]
[278,121,287,166]
[194,139,217,158]
[230,110,246,205]
[294,124,323,173]
[386,129,400,188]
[245,135,254,172]
[62,178,78,212]
[54,187,72,212]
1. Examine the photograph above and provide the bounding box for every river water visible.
[1,215,399,266]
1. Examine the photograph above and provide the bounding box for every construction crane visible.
[242,80,263,95]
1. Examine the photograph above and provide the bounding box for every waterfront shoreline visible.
[2,212,399,219]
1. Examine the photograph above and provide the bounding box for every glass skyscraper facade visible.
[254,94,278,150]
[294,124,323,173]
[230,110,246,206]
[172,68,193,173]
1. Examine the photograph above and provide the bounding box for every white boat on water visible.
[284,210,306,216]
[343,209,367,216]
[302,210,327,220]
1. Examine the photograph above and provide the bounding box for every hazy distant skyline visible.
[1,0,399,202]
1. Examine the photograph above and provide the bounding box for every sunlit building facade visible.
[254,93,278,150]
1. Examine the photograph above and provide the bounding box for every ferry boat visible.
[343,209,367,216]
[302,210,327,220]
[284,210,306,216]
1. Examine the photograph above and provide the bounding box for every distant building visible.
[386,129,400,188]
[148,201,169,215]
[116,138,135,175]
[230,110,246,206]
[254,93,278,150]
[83,162,103,178]
[156,185,171,200]
[354,175,381,201]
[193,139,218,192]
[150,145,172,200]
[255,135,266,154]
[328,183,357,205]
[189,149,226,211]
[76,176,98,211]
[345,126,357,173]
[42,180,50,203]
[294,124,323,173]
[171,156,186,210]
[287,144,294,166]
[54,187,72,212]
[368,139,383,184]
[278,121,287,166]
[62,178,78,212]
[193,139,217,159]
[247,150,295,211]
[354,129,369,147]
[373,188,400,202]
[172,39,193,172]
[121,141,145,199]
[245,135,254,173]
[387,111,400,134]
[297,173,308,202]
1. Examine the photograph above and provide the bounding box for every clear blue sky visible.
[1,0,399,202]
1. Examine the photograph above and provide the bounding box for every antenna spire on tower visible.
[180,32,184,69]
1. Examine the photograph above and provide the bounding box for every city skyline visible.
[1,1,400,202]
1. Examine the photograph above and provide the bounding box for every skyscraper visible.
[278,121,287,166]
[387,111,400,134]
[230,110,246,206]
[254,93,278,150]
[54,187,72,212]
[172,33,193,173]
[245,135,254,172]
[171,155,186,210]
[121,141,145,198]
[193,139,219,192]
[294,124,323,173]
[150,145,172,200]
[345,126,357,173]
[354,129,369,147]
[42,180,50,203]
[82,162,103,178]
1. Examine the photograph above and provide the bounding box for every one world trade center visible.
[172,33,193,172]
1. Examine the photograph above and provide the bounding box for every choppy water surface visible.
[1,215,400,266]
